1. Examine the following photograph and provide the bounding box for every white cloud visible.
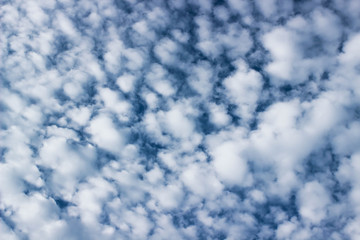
[337,153,360,215]
[149,214,183,240]
[133,20,156,41]
[339,33,360,69]
[263,27,299,82]
[345,217,360,240]
[123,48,145,70]
[0,218,17,240]
[276,220,297,239]
[104,39,124,74]
[86,114,125,153]
[63,81,83,99]
[311,8,341,45]
[208,103,231,127]
[210,140,251,186]
[249,189,266,204]
[146,64,175,97]
[298,181,330,224]
[162,107,195,139]
[227,0,251,17]
[117,73,136,93]
[24,1,48,27]
[171,29,189,43]
[55,12,79,38]
[255,0,277,18]
[181,163,223,199]
[38,134,96,198]
[122,208,153,238]
[223,60,262,121]
[74,177,116,226]
[142,112,170,144]
[1,89,26,114]
[333,121,360,155]
[213,5,230,22]
[145,165,164,184]
[152,183,184,210]
[12,193,63,237]
[218,25,253,59]
[1,0,360,238]
[154,38,178,65]
[67,106,91,126]
[98,87,132,121]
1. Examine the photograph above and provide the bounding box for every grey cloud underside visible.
[1,0,360,239]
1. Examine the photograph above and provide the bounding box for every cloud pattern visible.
[1,0,360,239]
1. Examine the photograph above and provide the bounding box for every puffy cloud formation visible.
[1,0,360,239]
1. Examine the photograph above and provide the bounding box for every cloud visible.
[117,73,136,93]
[211,140,250,186]
[154,38,179,65]
[161,104,196,139]
[223,60,262,122]
[146,64,175,97]
[297,181,331,224]
[208,103,231,127]
[181,163,223,199]
[86,114,126,154]
[1,0,360,239]
[254,0,277,19]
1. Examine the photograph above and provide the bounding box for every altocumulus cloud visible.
[1,0,360,239]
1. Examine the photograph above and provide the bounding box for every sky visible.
[1,0,360,239]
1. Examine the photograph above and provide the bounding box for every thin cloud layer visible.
[1,0,360,239]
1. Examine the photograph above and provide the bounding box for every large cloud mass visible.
[1,0,360,239]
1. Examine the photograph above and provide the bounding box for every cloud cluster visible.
[1,0,360,239]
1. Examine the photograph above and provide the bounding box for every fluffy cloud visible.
[86,114,126,154]
[223,60,262,122]
[298,181,331,224]
[1,0,360,239]
[210,140,250,186]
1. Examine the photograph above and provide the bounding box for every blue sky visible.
[1,0,360,239]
